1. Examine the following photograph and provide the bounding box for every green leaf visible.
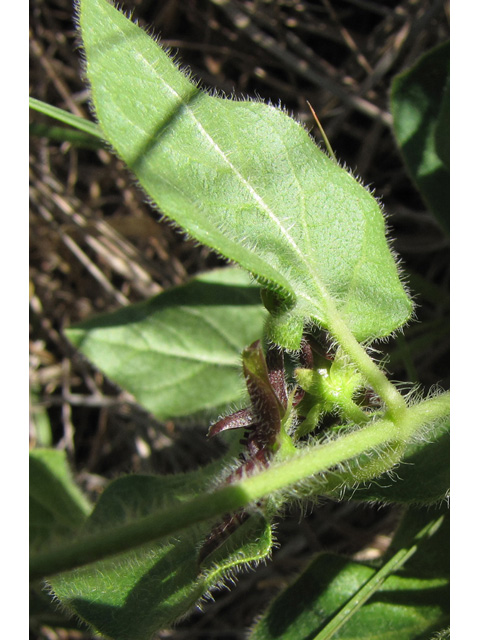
[78,0,412,348]
[29,449,92,551]
[388,506,449,579]
[66,267,266,420]
[391,42,450,232]
[50,469,273,638]
[248,507,449,640]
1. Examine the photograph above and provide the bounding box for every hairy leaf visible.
[66,267,266,420]
[78,0,412,348]
[50,469,272,638]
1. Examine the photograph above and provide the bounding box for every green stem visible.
[30,393,448,581]
[246,418,395,496]
[29,97,104,140]
[32,421,392,581]
[324,300,407,423]
[342,398,369,424]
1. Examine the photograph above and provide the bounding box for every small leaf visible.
[50,469,272,638]
[78,0,412,348]
[391,41,450,231]
[242,341,285,445]
[29,449,91,551]
[66,267,266,420]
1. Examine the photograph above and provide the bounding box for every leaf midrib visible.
[132,45,331,318]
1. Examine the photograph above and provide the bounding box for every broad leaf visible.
[78,0,412,348]
[50,469,273,639]
[29,449,91,551]
[391,41,450,232]
[249,506,449,640]
[66,267,266,420]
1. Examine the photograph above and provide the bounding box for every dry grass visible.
[29,1,449,638]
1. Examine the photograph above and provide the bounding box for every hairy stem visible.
[30,393,448,581]
[324,299,407,423]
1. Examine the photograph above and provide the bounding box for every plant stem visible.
[324,299,407,423]
[33,422,392,580]
[30,484,244,582]
[30,393,448,581]
[31,418,385,580]
[29,97,104,140]
[244,416,396,497]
